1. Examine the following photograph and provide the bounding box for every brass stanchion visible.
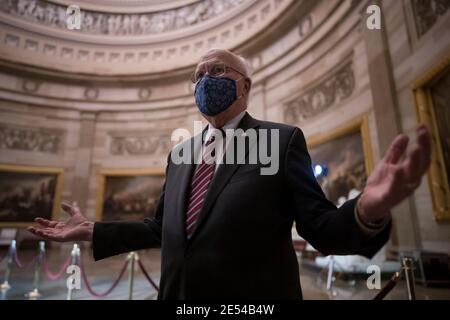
[326,255,334,291]
[373,271,401,300]
[127,252,138,300]
[402,257,416,300]
[0,240,16,292]
[25,241,45,300]
[0,240,15,300]
[67,243,80,300]
[325,255,338,298]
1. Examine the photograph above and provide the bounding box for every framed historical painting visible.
[306,116,374,207]
[96,168,165,222]
[413,53,450,221]
[0,164,63,227]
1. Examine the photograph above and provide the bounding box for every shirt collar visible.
[204,111,246,142]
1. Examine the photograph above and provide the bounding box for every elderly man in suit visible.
[29,49,431,299]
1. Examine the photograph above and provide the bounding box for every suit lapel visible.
[187,112,260,245]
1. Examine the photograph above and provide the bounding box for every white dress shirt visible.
[201,111,246,173]
[203,111,246,144]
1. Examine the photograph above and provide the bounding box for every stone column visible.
[71,111,97,214]
[248,82,267,120]
[360,0,422,253]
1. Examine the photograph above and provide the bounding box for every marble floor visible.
[1,244,449,300]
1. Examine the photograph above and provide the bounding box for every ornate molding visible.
[51,0,201,14]
[0,0,294,75]
[138,87,152,100]
[298,14,312,38]
[0,123,65,154]
[22,79,42,92]
[109,132,172,156]
[0,0,245,36]
[84,87,99,100]
[284,60,355,124]
[413,53,450,220]
[412,0,450,37]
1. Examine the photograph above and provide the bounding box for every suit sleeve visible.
[285,127,391,258]
[92,157,169,261]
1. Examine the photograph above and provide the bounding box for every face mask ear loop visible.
[235,76,246,100]
[193,82,198,94]
[193,75,205,95]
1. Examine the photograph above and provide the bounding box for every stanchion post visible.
[373,271,401,300]
[1,240,16,292]
[25,241,45,300]
[402,257,416,300]
[67,243,80,300]
[127,252,138,300]
[326,255,334,292]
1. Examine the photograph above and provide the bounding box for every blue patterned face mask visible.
[194,75,243,116]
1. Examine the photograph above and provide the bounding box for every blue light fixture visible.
[313,164,328,178]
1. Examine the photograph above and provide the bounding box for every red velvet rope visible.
[43,254,72,281]
[79,257,130,297]
[6,245,158,298]
[13,250,37,269]
[137,259,159,292]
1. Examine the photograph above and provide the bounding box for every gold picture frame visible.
[413,53,450,221]
[307,115,374,172]
[96,167,165,222]
[306,115,374,205]
[0,164,64,228]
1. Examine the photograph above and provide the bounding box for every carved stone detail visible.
[0,0,295,75]
[138,87,152,101]
[284,61,355,124]
[109,132,172,156]
[298,15,313,38]
[412,0,450,37]
[0,0,245,36]
[84,87,99,100]
[0,123,64,153]
[22,79,41,92]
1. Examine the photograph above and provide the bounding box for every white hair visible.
[237,54,253,78]
[201,48,253,78]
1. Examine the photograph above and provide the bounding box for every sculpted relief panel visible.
[0,123,65,154]
[412,0,449,37]
[0,0,293,75]
[0,0,246,35]
[284,61,355,124]
[109,132,172,156]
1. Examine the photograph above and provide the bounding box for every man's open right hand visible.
[28,202,94,242]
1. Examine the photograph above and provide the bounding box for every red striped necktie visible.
[185,131,221,238]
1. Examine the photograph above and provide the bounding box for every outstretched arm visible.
[28,189,166,261]
[92,184,165,260]
[286,125,431,258]
[91,154,171,261]
[29,153,171,261]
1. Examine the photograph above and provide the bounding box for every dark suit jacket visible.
[93,112,390,300]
